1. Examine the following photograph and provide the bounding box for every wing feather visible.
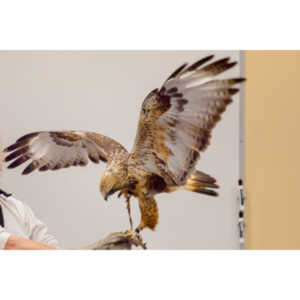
[131,55,245,186]
[5,131,128,175]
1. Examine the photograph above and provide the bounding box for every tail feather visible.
[184,170,219,197]
[189,170,218,185]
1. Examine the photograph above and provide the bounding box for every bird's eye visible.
[129,182,137,190]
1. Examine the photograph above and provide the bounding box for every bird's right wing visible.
[4,131,128,174]
[131,55,245,186]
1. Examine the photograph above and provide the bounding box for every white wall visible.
[0,51,242,249]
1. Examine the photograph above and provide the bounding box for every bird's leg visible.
[125,193,133,230]
[123,193,147,249]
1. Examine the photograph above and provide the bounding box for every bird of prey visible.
[4,55,245,233]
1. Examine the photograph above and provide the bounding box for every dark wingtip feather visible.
[52,164,62,170]
[228,88,240,95]
[79,160,88,166]
[166,62,188,81]
[203,57,234,74]
[39,165,50,172]
[227,61,237,69]
[22,170,31,175]
[185,55,215,72]
[4,140,28,153]
[88,154,100,164]
[22,161,39,175]
[7,155,30,169]
[205,57,230,67]
[234,78,246,83]
[223,98,233,105]
[16,132,39,143]
[5,146,29,162]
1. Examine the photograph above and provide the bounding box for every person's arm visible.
[4,235,57,250]
[0,225,57,250]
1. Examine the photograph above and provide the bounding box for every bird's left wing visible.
[4,131,128,174]
[131,55,245,186]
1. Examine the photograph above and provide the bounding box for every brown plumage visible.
[4,55,245,232]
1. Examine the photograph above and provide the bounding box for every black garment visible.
[0,205,3,227]
[0,188,12,198]
[0,188,11,227]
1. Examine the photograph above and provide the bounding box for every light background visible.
[0,51,242,249]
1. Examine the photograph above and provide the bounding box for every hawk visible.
[4,55,245,233]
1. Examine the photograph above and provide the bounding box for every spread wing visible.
[131,55,245,186]
[4,131,128,174]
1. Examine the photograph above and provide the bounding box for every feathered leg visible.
[126,194,133,230]
[136,196,159,232]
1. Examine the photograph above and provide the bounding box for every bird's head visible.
[99,163,128,201]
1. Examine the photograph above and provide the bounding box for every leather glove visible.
[79,232,132,250]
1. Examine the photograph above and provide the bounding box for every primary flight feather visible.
[5,55,245,232]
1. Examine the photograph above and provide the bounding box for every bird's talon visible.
[125,229,147,249]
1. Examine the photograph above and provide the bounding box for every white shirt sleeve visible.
[22,203,60,249]
[0,226,11,249]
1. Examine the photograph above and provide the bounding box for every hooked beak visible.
[103,189,117,201]
[105,182,137,200]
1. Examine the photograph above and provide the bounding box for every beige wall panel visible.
[245,51,300,249]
